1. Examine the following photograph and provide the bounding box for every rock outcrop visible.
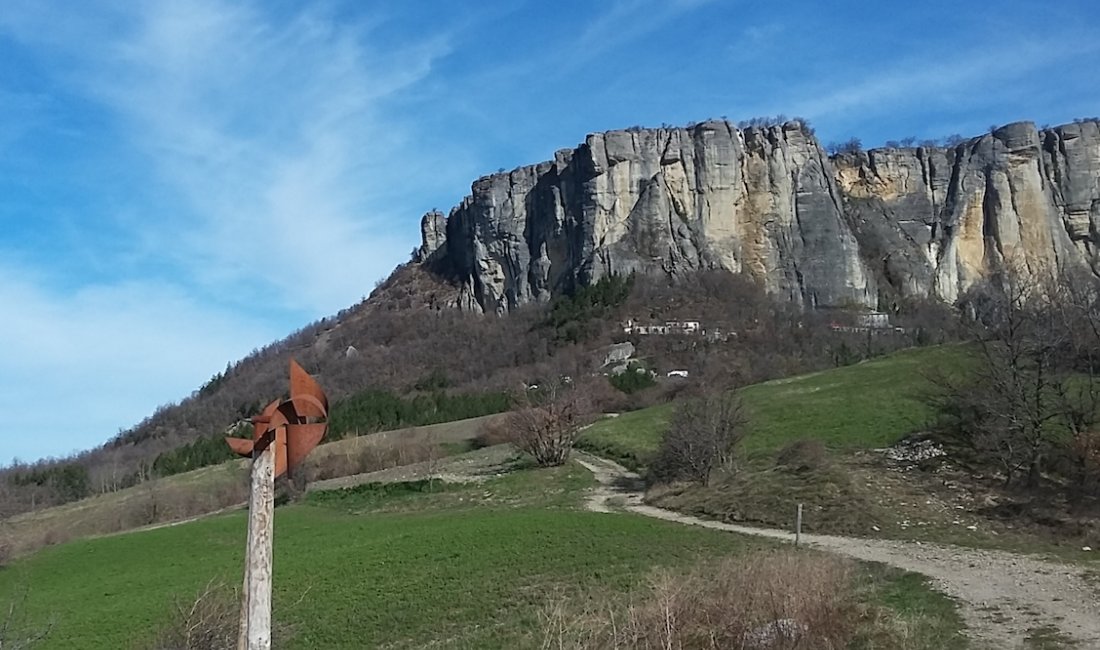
[417,119,1100,313]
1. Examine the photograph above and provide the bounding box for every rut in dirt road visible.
[574,453,1100,650]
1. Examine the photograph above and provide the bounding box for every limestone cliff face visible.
[419,119,1100,313]
[835,120,1100,303]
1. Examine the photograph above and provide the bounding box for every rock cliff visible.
[416,118,1100,313]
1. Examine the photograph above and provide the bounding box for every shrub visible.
[608,363,656,394]
[827,137,862,156]
[0,533,10,568]
[147,580,239,650]
[650,393,747,486]
[299,438,439,483]
[541,550,859,649]
[471,417,514,449]
[776,439,828,472]
[0,583,53,649]
[506,381,594,467]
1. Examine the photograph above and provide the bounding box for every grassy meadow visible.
[579,344,971,467]
[0,458,966,649]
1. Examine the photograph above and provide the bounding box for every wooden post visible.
[795,503,803,546]
[238,435,276,650]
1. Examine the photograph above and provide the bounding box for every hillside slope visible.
[0,459,965,649]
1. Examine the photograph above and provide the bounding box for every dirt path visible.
[575,453,1100,649]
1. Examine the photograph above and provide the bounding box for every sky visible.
[1,0,1098,463]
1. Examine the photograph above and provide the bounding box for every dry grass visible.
[541,550,860,650]
[472,416,515,449]
[298,435,441,482]
[2,415,506,561]
[775,439,828,473]
[143,580,239,650]
[1,464,250,561]
[0,581,54,649]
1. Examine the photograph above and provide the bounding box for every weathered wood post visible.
[795,503,803,546]
[228,361,328,650]
[240,432,276,648]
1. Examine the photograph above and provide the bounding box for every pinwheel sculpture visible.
[229,359,328,650]
[227,359,329,478]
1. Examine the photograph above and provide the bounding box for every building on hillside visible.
[621,318,702,336]
[702,327,731,342]
[666,320,701,334]
[857,311,891,329]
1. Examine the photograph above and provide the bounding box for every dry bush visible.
[144,578,304,650]
[145,579,238,650]
[775,439,828,473]
[0,582,53,649]
[472,417,515,449]
[850,607,954,650]
[542,550,859,649]
[38,527,68,549]
[650,392,747,486]
[122,469,250,529]
[300,451,361,482]
[1069,430,1100,499]
[4,466,251,562]
[507,381,594,467]
[299,438,438,482]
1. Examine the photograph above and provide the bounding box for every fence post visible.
[239,435,276,650]
[795,503,803,546]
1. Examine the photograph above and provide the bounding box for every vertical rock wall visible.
[418,119,1100,313]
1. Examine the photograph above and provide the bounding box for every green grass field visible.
[0,465,763,649]
[579,345,971,467]
[0,458,965,649]
[2,414,502,562]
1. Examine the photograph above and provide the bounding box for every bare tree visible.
[506,380,593,467]
[420,429,441,492]
[932,268,1100,490]
[651,392,747,486]
[1048,272,1100,497]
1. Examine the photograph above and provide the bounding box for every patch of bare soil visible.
[845,446,1100,553]
[576,452,1100,649]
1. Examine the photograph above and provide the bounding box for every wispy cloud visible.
[101,2,452,313]
[732,35,1100,141]
[0,1,458,457]
[3,0,454,314]
[467,0,716,87]
[0,262,279,462]
[1,0,1096,462]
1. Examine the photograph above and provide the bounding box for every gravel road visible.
[575,453,1100,649]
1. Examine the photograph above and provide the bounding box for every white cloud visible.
[0,264,279,462]
[0,1,460,459]
[97,2,452,313]
[735,36,1100,139]
[2,0,454,315]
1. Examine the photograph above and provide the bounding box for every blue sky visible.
[2,0,1098,463]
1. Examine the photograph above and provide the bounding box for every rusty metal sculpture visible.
[229,360,327,650]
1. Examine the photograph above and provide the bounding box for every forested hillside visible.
[0,266,953,518]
